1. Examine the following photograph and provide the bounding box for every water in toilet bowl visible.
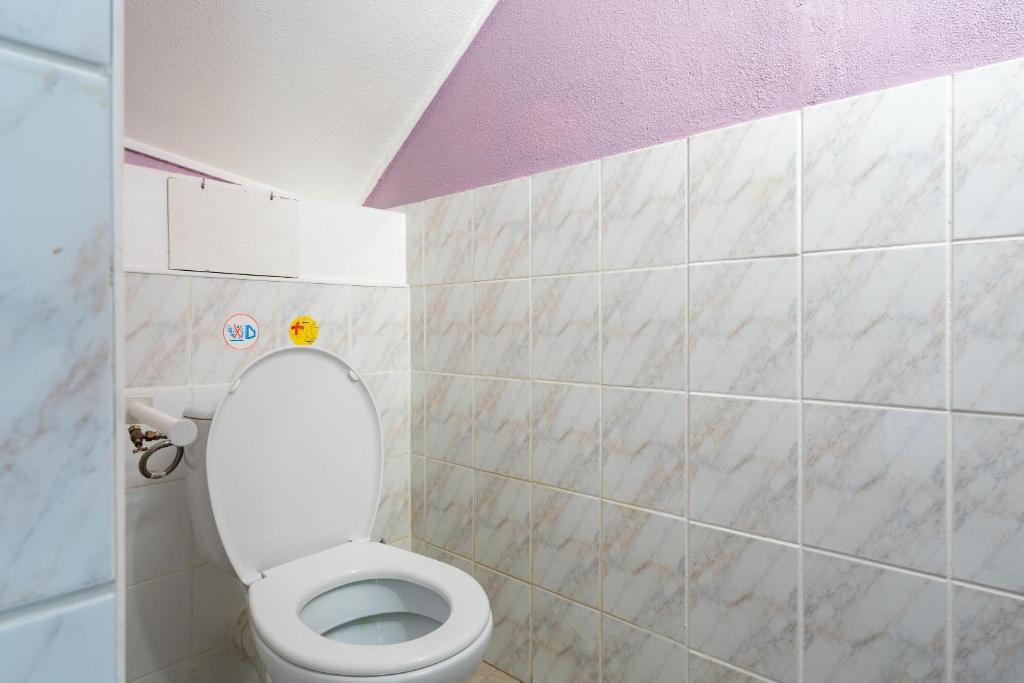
[299,578,450,647]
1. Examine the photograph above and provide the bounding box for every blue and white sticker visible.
[223,313,259,350]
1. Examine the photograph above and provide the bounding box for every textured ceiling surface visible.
[126,0,497,203]
[366,0,1024,208]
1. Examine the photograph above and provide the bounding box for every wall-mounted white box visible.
[167,177,300,277]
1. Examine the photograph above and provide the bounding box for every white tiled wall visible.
[122,168,410,681]
[0,5,119,681]
[403,57,1024,683]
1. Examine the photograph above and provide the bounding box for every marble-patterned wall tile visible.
[411,372,426,456]
[190,277,281,384]
[349,286,409,373]
[953,585,1024,683]
[689,526,798,683]
[474,473,531,580]
[191,646,261,683]
[372,455,411,542]
[953,240,1024,414]
[365,372,410,458]
[804,404,946,572]
[803,78,947,251]
[0,0,111,64]
[425,283,473,374]
[278,282,351,358]
[1,51,114,610]
[474,378,531,479]
[603,616,685,683]
[603,387,686,515]
[690,258,798,398]
[954,58,1024,240]
[531,588,600,683]
[690,113,799,261]
[411,456,425,539]
[601,141,687,269]
[532,382,600,495]
[690,396,798,541]
[603,503,686,641]
[953,413,1024,593]
[404,202,425,286]
[603,268,687,390]
[803,553,946,683]
[532,487,600,606]
[125,273,190,387]
[0,592,116,683]
[532,162,600,275]
[474,279,530,378]
[425,373,472,466]
[475,566,531,681]
[689,655,761,683]
[126,571,191,679]
[803,247,946,408]
[125,481,191,585]
[410,286,425,370]
[412,540,474,575]
[190,565,246,654]
[532,274,600,383]
[423,191,472,285]
[474,178,530,280]
[423,461,473,557]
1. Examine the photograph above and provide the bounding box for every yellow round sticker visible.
[288,315,319,346]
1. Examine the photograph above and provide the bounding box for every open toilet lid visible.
[206,347,383,585]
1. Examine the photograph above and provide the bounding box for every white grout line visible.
[411,371,1024,421]
[526,175,536,681]
[413,230,1024,291]
[0,36,111,75]
[689,650,782,683]
[0,581,117,625]
[683,136,692,664]
[944,74,957,683]
[795,104,806,683]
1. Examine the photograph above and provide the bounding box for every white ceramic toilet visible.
[182,347,492,683]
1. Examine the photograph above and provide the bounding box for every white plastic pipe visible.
[126,400,198,447]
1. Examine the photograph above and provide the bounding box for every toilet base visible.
[252,613,492,683]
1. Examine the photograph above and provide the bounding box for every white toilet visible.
[182,347,492,682]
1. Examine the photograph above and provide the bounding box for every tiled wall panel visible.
[0,7,118,678]
[406,58,1024,682]
[122,269,411,681]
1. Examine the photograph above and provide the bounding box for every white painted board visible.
[299,200,406,285]
[167,177,300,277]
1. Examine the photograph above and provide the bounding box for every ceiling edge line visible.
[355,0,502,207]
[124,137,288,194]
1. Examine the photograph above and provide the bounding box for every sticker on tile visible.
[288,315,319,346]
[223,313,259,350]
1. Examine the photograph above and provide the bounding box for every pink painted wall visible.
[366,0,1024,208]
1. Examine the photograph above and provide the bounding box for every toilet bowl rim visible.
[248,541,491,677]
[251,609,494,682]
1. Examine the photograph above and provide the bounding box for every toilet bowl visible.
[182,347,491,683]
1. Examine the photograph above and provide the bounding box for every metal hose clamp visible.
[138,440,185,480]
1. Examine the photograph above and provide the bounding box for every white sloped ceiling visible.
[125,0,497,202]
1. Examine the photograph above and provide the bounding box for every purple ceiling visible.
[366,0,1024,208]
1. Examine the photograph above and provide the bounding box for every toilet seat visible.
[205,348,384,585]
[248,541,490,677]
